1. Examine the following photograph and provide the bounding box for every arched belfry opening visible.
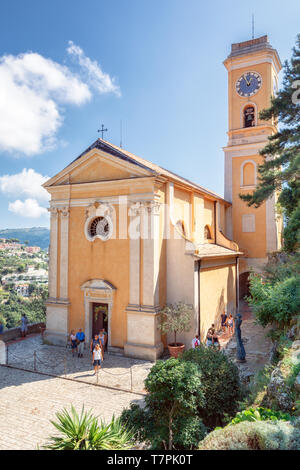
[244,105,255,128]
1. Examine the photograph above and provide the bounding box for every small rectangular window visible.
[242,214,255,233]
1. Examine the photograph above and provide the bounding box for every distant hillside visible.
[0,227,50,250]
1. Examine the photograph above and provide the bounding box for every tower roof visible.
[229,35,271,58]
[224,35,282,73]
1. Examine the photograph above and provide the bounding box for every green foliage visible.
[158,302,193,345]
[247,272,300,328]
[181,346,242,428]
[44,406,134,450]
[229,407,292,425]
[199,419,300,450]
[0,287,47,329]
[120,358,207,450]
[239,34,300,252]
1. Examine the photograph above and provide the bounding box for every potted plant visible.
[158,302,193,357]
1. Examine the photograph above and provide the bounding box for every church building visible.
[43,35,282,360]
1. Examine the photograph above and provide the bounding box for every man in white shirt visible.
[192,334,200,349]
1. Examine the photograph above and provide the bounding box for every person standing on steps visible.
[220,311,227,334]
[227,314,234,336]
[206,324,215,347]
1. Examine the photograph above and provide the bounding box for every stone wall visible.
[0,323,45,343]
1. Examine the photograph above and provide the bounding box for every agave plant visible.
[44,405,134,450]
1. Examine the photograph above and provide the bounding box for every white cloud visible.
[0,44,120,156]
[0,168,50,220]
[0,51,91,155]
[0,168,49,202]
[8,198,48,218]
[67,41,121,97]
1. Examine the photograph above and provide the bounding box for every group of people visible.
[192,312,235,351]
[69,328,108,375]
[220,312,234,335]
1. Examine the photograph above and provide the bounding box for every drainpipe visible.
[214,201,217,244]
[235,256,239,313]
[198,259,201,337]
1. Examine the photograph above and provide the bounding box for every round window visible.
[87,216,113,241]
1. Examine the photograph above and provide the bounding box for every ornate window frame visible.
[81,279,116,345]
[84,202,114,242]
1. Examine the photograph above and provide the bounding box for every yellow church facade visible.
[43,35,282,360]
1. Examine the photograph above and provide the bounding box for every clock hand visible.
[244,74,250,86]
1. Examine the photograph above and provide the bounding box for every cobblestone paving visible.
[0,366,144,450]
[6,335,152,393]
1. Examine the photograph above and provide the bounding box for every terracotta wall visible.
[199,262,236,341]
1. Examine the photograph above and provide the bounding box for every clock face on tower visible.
[235,72,262,97]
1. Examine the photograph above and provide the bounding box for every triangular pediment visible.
[44,141,155,188]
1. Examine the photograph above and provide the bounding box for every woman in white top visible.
[92,343,103,374]
[70,330,78,357]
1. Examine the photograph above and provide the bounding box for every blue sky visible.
[0,0,299,229]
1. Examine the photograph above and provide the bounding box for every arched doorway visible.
[239,272,250,300]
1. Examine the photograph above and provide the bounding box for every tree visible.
[120,358,206,450]
[240,34,300,252]
[158,302,193,346]
[182,346,242,428]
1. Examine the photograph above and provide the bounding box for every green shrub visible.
[181,346,242,428]
[229,407,292,425]
[120,358,207,450]
[44,406,134,450]
[199,420,300,450]
[119,404,148,444]
[248,273,300,329]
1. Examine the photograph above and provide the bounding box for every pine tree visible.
[240,34,300,252]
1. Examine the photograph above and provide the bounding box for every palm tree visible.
[44,406,134,450]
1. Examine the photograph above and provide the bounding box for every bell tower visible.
[223,35,282,291]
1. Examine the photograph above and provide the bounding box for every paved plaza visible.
[6,335,152,393]
[0,366,144,450]
[0,335,150,450]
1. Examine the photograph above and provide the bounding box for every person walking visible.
[90,334,100,356]
[21,313,28,338]
[76,328,85,358]
[92,343,103,375]
[192,334,201,349]
[70,330,78,357]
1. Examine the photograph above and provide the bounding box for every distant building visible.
[15,283,29,297]
[25,246,41,254]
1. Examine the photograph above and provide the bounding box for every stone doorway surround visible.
[81,279,116,348]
